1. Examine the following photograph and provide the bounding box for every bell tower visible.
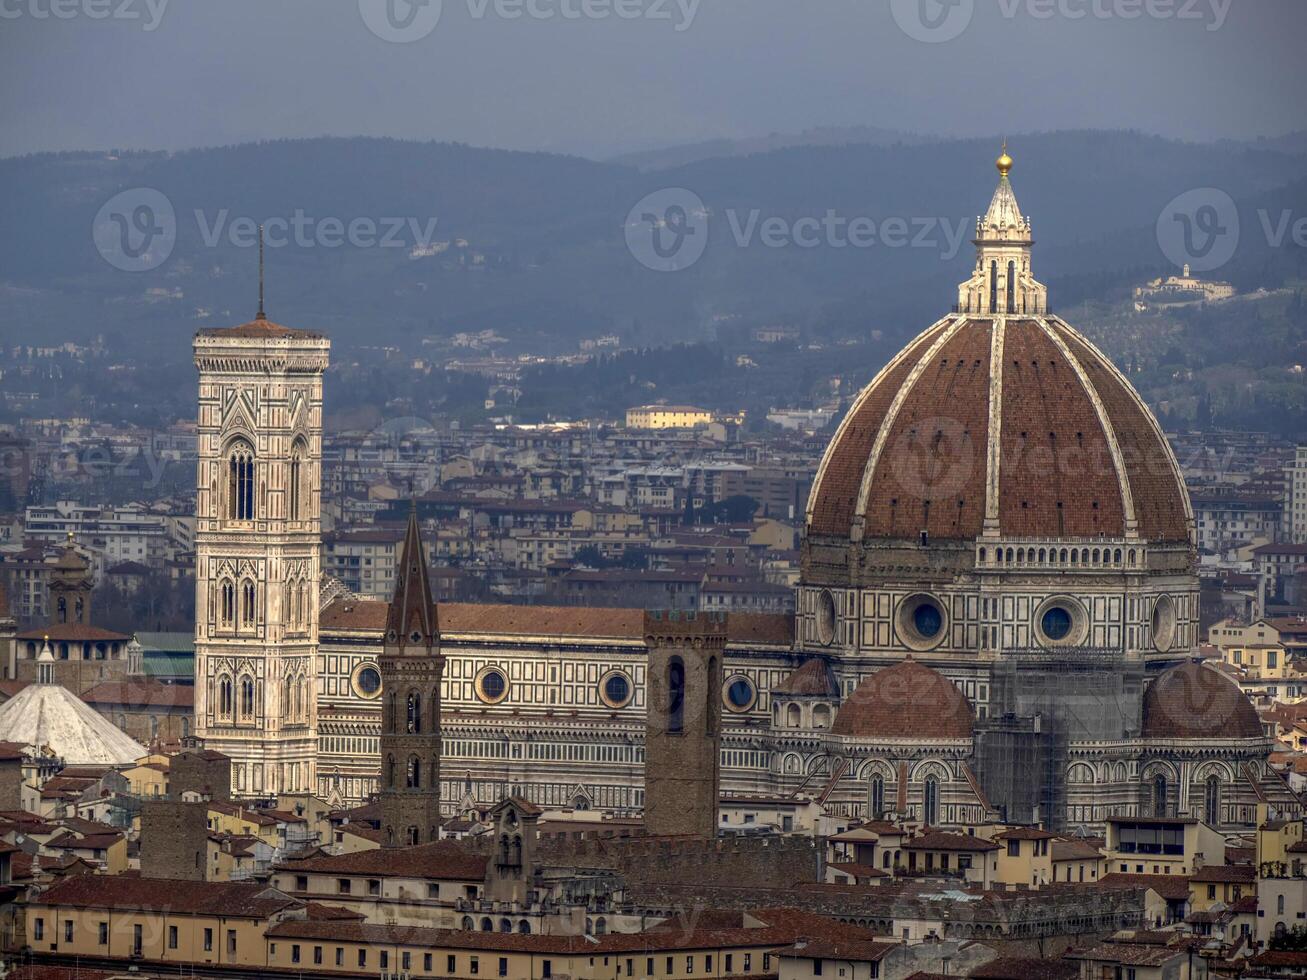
[49,535,93,627]
[192,311,329,798]
[379,505,445,846]
[643,610,725,838]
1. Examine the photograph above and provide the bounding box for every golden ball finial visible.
[996,140,1013,178]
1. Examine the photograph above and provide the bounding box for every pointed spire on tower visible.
[385,500,439,651]
[256,223,266,321]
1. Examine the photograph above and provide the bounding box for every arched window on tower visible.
[666,658,685,734]
[1205,775,1222,826]
[407,691,422,734]
[220,580,235,628]
[239,676,255,720]
[57,597,67,624]
[406,756,421,789]
[288,439,306,521]
[218,676,233,717]
[989,260,998,313]
[384,755,395,789]
[241,581,256,628]
[1153,775,1168,818]
[226,440,256,521]
[1007,260,1016,313]
[870,774,885,819]
[923,776,939,826]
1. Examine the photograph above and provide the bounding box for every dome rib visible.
[807,317,950,537]
[1032,318,1137,534]
[850,316,970,542]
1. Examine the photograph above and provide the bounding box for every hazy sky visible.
[2,0,1305,159]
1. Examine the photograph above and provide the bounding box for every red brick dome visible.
[1141,662,1264,740]
[832,659,973,740]
[807,315,1191,545]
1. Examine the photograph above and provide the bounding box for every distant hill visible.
[0,130,1304,366]
[608,125,938,171]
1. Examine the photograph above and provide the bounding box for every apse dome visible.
[1141,662,1264,740]
[831,658,973,740]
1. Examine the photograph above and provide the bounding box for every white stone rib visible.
[1034,317,1137,536]
[1049,316,1196,543]
[982,316,1006,536]
[806,316,953,529]
[850,315,970,543]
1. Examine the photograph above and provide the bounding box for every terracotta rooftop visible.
[901,831,1000,852]
[321,597,792,645]
[277,839,486,880]
[196,315,323,340]
[80,680,193,709]
[33,875,302,918]
[16,625,131,642]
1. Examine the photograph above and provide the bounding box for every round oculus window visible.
[351,663,383,700]
[1041,606,1073,641]
[815,590,837,646]
[1151,595,1177,652]
[897,593,948,651]
[724,675,756,712]
[1034,596,1088,648]
[600,671,633,708]
[476,667,509,704]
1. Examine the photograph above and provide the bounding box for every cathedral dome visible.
[807,314,1190,545]
[1141,662,1264,740]
[806,154,1191,550]
[831,659,973,740]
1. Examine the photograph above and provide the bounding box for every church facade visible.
[202,154,1296,833]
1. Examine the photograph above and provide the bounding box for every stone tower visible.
[49,536,93,627]
[379,506,445,847]
[643,610,725,838]
[192,312,329,798]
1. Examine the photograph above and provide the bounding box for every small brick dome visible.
[832,659,973,740]
[1141,662,1264,740]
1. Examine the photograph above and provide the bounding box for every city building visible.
[624,405,712,430]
